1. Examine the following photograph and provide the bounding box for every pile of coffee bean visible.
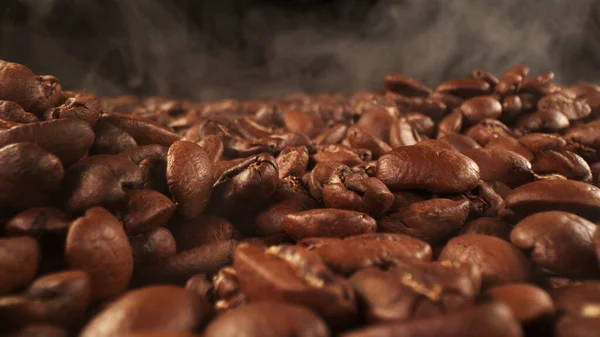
[1,59,600,337]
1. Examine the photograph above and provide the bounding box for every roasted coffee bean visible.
[376,144,480,194]
[5,207,70,239]
[389,117,419,148]
[405,112,435,137]
[4,324,68,337]
[553,281,600,316]
[495,65,529,96]
[169,215,238,252]
[101,112,180,146]
[537,93,591,122]
[234,244,357,328]
[196,134,224,163]
[121,189,176,235]
[204,301,330,337]
[472,69,499,88]
[531,149,592,182]
[346,126,392,159]
[276,146,309,179]
[281,111,321,138]
[313,123,348,146]
[555,315,600,337]
[0,143,64,210]
[563,121,600,163]
[436,109,463,137]
[462,148,533,188]
[91,120,137,155]
[185,273,213,301]
[380,198,470,245]
[65,207,133,301]
[0,119,94,166]
[384,74,432,97]
[595,228,600,268]
[129,227,177,267]
[349,261,480,323]
[313,145,366,166]
[340,302,522,337]
[504,179,600,221]
[459,96,503,124]
[464,119,512,146]
[458,217,511,240]
[511,211,599,278]
[515,109,570,134]
[485,283,554,325]
[62,154,142,213]
[134,240,237,285]
[0,237,39,294]
[167,141,214,219]
[45,95,101,126]
[80,286,211,337]
[501,95,523,122]
[298,233,432,275]
[484,135,534,161]
[440,234,531,288]
[521,72,559,98]
[436,79,491,98]
[282,209,376,240]
[438,133,481,152]
[518,133,567,153]
[212,267,246,312]
[322,174,394,217]
[0,100,38,123]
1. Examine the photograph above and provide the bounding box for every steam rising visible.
[2,0,600,100]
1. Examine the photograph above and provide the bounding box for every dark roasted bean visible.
[169,215,238,252]
[485,283,554,325]
[282,209,376,240]
[384,74,432,97]
[458,217,511,240]
[129,227,177,267]
[0,237,39,294]
[436,79,491,98]
[462,148,534,188]
[531,150,592,182]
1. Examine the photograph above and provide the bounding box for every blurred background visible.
[1,0,600,100]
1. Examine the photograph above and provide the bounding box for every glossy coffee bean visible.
[169,215,238,252]
[384,74,432,98]
[91,120,138,155]
[459,96,502,124]
[0,237,39,294]
[282,209,377,240]
[461,148,533,188]
[531,150,592,182]
[486,283,554,324]
[129,227,177,267]
[458,217,511,240]
[212,267,246,312]
[121,189,177,235]
[101,112,181,146]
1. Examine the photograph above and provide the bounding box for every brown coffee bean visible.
[0,119,94,166]
[464,119,512,146]
[346,126,392,159]
[196,134,224,163]
[91,120,137,155]
[355,109,396,143]
[322,174,394,217]
[170,215,238,252]
[484,135,534,161]
[313,145,366,166]
[537,93,591,122]
[472,69,499,87]
[350,261,480,323]
[0,61,62,115]
[313,123,348,146]
[299,233,432,275]
[486,283,554,324]
[405,112,435,137]
[596,228,600,269]
[45,96,101,126]
[553,281,600,316]
[531,150,592,182]
[436,79,491,98]
[130,227,177,267]
[501,95,523,122]
[5,207,70,239]
[340,302,522,337]
[504,179,600,220]
[463,181,505,218]
[384,74,432,97]
[389,117,419,148]
[62,154,142,213]
[234,244,357,328]
[511,211,598,278]
[459,96,502,124]
[518,133,567,153]
[376,144,480,194]
[458,217,511,240]
[380,198,470,245]
[282,111,321,138]
[276,146,309,179]
[134,240,237,285]
[0,100,38,123]
[436,109,463,137]
[185,273,213,301]
[254,185,317,237]
[0,237,39,294]
[80,286,211,337]
[462,148,533,188]
[515,109,570,134]
[439,234,531,288]
[0,143,64,210]
[4,324,68,337]
[555,316,600,337]
[282,209,376,240]
[65,207,133,301]
[495,65,529,96]
[438,133,481,152]
[406,96,449,121]
[204,301,330,337]
[212,267,246,312]
[101,112,180,146]
[121,189,176,235]
[167,141,214,219]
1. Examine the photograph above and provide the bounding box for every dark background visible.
[1,0,600,100]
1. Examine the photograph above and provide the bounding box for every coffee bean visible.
[537,93,591,122]
[185,273,213,301]
[459,96,503,124]
[322,174,394,217]
[234,243,357,328]
[167,141,214,219]
[313,123,348,146]
[462,148,533,188]
[80,286,211,337]
[62,154,142,213]
[437,109,463,137]
[45,95,101,126]
[346,126,392,159]
[555,315,600,337]
[487,284,554,325]
[464,119,512,146]
[511,211,598,278]
[439,234,531,287]
[380,198,470,245]
[121,189,177,235]
[101,112,180,146]
[204,301,330,337]
[212,266,246,312]
[0,143,64,210]
[501,95,523,122]
[436,79,491,99]
[276,146,309,179]
[0,100,38,123]
[299,233,431,275]
[282,209,376,240]
[340,302,522,337]
[484,135,534,161]
[4,324,68,337]
[472,69,499,88]
[169,215,238,252]
[531,150,592,182]
[495,65,529,96]
[438,133,481,152]
[5,207,70,239]
[384,74,432,98]
[518,133,567,153]
[405,112,435,137]
[313,145,366,166]
[376,144,480,194]
[504,179,600,220]
[91,120,138,155]
[0,119,94,166]
[458,217,511,240]
[129,227,177,267]
[0,237,39,294]
[65,207,133,301]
